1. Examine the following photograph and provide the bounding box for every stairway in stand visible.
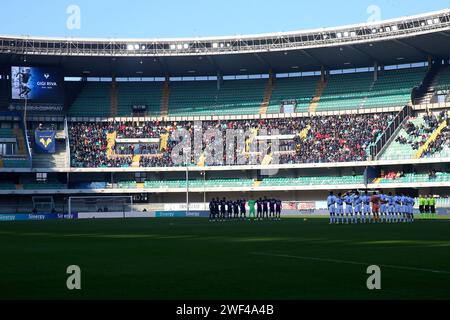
[308,79,327,112]
[160,80,170,116]
[259,77,273,114]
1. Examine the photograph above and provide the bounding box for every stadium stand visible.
[434,65,450,92]
[117,81,164,116]
[268,76,319,113]
[68,113,393,168]
[379,111,448,160]
[0,118,31,168]
[63,67,428,117]
[376,172,450,184]
[68,82,112,117]
[259,175,364,186]
[316,72,373,111]
[167,79,266,116]
[316,67,426,111]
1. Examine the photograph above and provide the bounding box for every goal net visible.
[68,196,133,218]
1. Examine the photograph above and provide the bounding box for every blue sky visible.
[0,0,448,38]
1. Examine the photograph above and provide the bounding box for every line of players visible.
[209,197,282,221]
[327,190,415,224]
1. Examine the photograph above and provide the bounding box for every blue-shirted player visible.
[361,191,371,223]
[393,193,402,223]
[343,192,353,224]
[407,196,415,223]
[327,191,337,224]
[352,191,362,224]
[387,192,395,223]
[379,192,388,223]
[401,194,409,223]
[336,193,344,224]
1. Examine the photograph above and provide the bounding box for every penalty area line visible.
[251,252,450,275]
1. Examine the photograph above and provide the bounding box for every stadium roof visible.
[1,9,450,77]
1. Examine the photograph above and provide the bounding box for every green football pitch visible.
[0,217,450,300]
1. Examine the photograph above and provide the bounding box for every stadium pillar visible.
[320,66,325,82]
[217,72,223,90]
[374,61,378,82]
[428,55,433,70]
[111,74,117,117]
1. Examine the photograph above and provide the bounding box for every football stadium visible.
[1,3,450,305]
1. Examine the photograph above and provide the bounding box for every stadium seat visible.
[167,79,266,116]
[68,82,112,117]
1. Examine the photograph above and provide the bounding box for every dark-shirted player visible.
[233,200,239,219]
[220,197,226,221]
[214,197,220,221]
[240,199,246,220]
[269,198,276,219]
[262,196,269,219]
[209,199,215,221]
[256,198,263,220]
[227,199,233,219]
[275,199,282,220]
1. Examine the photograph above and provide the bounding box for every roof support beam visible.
[155,57,169,76]
[393,39,431,58]
[253,53,272,73]
[206,56,223,76]
[438,31,450,38]
[347,45,382,65]
[298,50,324,68]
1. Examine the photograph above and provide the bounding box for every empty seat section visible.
[69,82,112,117]
[260,176,364,186]
[268,76,319,113]
[363,67,426,108]
[117,82,164,116]
[316,72,373,111]
[168,79,266,116]
[434,66,450,91]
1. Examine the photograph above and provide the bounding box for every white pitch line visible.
[251,252,450,275]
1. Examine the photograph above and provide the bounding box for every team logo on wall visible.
[35,130,56,154]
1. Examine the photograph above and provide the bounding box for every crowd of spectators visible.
[396,111,449,157]
[286,113,392,163]
[69,113,394,168]
[382,170,405,180]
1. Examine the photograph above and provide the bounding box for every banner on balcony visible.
[35,130,55,154]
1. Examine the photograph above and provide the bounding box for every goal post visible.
[68,196,133,218]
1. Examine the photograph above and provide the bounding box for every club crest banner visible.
[35,130,55,153]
